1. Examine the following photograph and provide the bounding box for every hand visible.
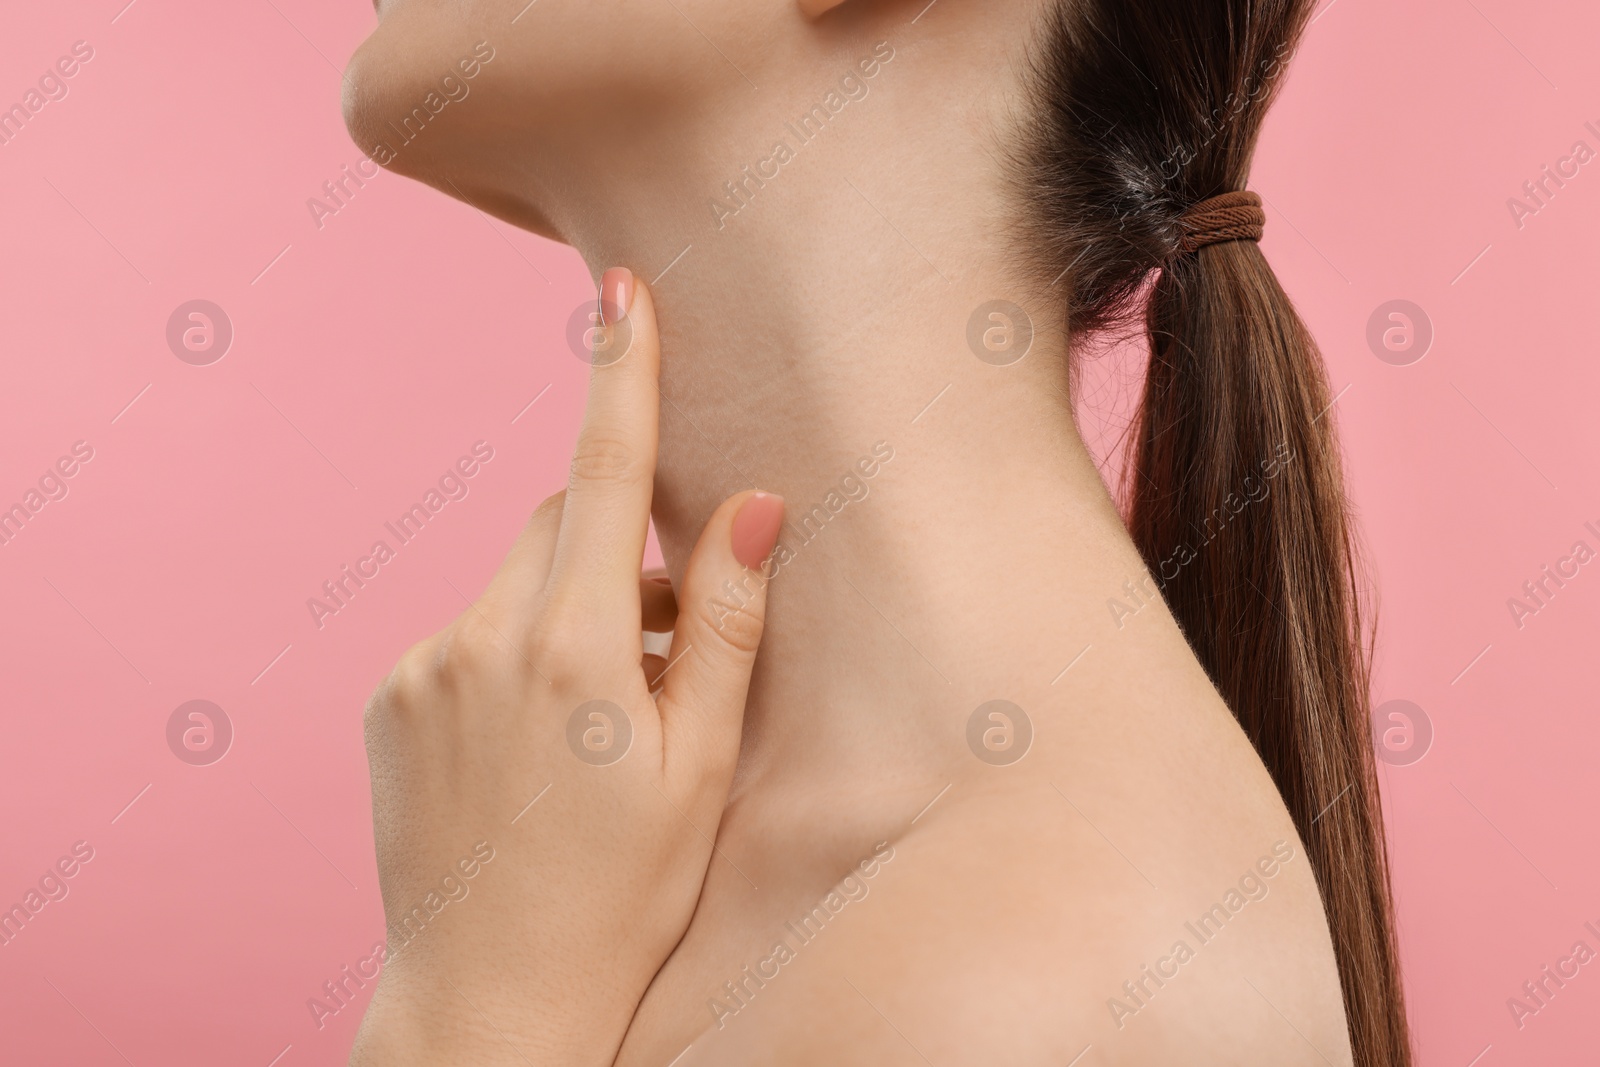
[349,269,786,1066]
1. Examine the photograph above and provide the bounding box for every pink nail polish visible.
[731,492,785,570]
[600,267,635,326]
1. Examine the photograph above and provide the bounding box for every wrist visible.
[349,968,638,1067]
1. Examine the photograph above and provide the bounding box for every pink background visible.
[0,0,1595,1063]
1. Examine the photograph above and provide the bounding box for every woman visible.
[342,0,1409,1063]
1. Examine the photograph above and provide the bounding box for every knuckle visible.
[390,640,438,699]
[527,589,610,680]
[366,639,435,735]
[700,593,766,657]
[436,615,511,683]
[569,434,647,489]
[525,619,584,681]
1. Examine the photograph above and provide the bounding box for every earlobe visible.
[798,0,851,16]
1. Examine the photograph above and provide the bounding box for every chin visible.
[338,0,777,238]
[342,11,503,179]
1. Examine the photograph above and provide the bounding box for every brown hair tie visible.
[1176,190,1265,253]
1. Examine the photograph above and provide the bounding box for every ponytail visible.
[1138,239,1407,1067]
[1019,2,1410,1063]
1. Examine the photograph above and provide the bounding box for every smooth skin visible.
[344,0,1356,1063]
[350,275,787,1066]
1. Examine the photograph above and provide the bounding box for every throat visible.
[625,249,1144,796]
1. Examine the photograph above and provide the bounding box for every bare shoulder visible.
[680,760,1354,1067]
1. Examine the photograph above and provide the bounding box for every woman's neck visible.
[577,218,1155,802]
[534,59,1165,801]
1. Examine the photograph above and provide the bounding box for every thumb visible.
[656,490,785,789]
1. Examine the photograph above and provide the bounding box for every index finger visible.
[547,268,661,613]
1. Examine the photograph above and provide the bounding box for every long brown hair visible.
[1016,1,1410,1063]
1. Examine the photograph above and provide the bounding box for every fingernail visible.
[600,267,635,326]
[731,492,785,570]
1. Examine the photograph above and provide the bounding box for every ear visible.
[798,0,850,15]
